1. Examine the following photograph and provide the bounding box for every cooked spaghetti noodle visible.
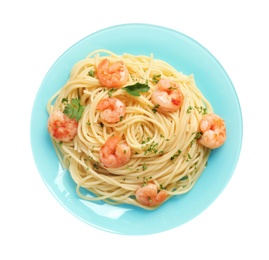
[47,49,213,209]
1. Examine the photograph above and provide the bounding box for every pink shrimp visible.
[198,113,226,149]
[47,110,78,142]
[96,58,129,89]
[100,135,131,168]
[96,97,125,124]
[135,182,168,207]
[151,78,184,113]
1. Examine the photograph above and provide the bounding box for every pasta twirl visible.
[47,49,213,210]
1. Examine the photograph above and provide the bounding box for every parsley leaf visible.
[63,98,85,121]
[122,82,150,96]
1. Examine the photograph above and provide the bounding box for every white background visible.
[1,0,268,259]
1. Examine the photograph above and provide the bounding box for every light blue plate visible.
[30,23,242,235]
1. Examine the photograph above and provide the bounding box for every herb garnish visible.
[108,88,117,97]
[63,98,85,121]
[152,104,160,113]
[186,105,207,115]
[190,131,202,147]
[142,163,148,171]
[152,74,161,83]
[170,150,182,161]
[88,70,95,77]
[144,141,159,155]
[186,153,192,162]
[123,82,150,96]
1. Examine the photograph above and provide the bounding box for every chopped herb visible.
[123,82,150,96]
[61,97,68,103]
[195,106,208,115]
[119,116,123,122]
[168,85,178,90]
[187,106,207,115]
[142,163,147,171]
[63,98,85,121]
[187,106,194,114]
[170,150,181,161]
[190,131,202,147]
[152,74,161,83]
[88,70,95,77]
[193,131,202,139]
[108,88,117,97]
[152,104,160,113]
[93,163,99,170]
[142,176,152,186]
[86,122,91,126]
[186,153,192,162]
[160,134,170,141]
[130,74,136,81]
[144,141,159,155]
[142,137,151,145]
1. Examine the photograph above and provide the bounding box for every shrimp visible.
[151,78,184,113]
[99,135,131,168]
[96,58,129,89]
[47,110,78,142]
[198,113,226,149]
[96,97,125,124]
[135,182,168,207]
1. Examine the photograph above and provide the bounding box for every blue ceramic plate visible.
[31,24,242,235]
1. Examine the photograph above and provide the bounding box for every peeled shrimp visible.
[135,183,168,207]
[151,78,184,113]
[96,58,129,89]
[48,110,78,142]
[99,135,131,168]
[198,113,226,149]
[96,97,125,124]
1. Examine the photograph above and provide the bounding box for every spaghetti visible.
[47,49,214,210]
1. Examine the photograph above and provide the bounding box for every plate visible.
[30,23,242,235]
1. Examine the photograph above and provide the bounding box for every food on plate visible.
[47,49,226,209]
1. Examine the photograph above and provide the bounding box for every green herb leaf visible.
[63,98,85,121]
[108,88,117,97]
[152,104,160,113]
[88,69,95,77]
[123,82,150,96]
[152,74,161,84]
[61,97,68,103]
